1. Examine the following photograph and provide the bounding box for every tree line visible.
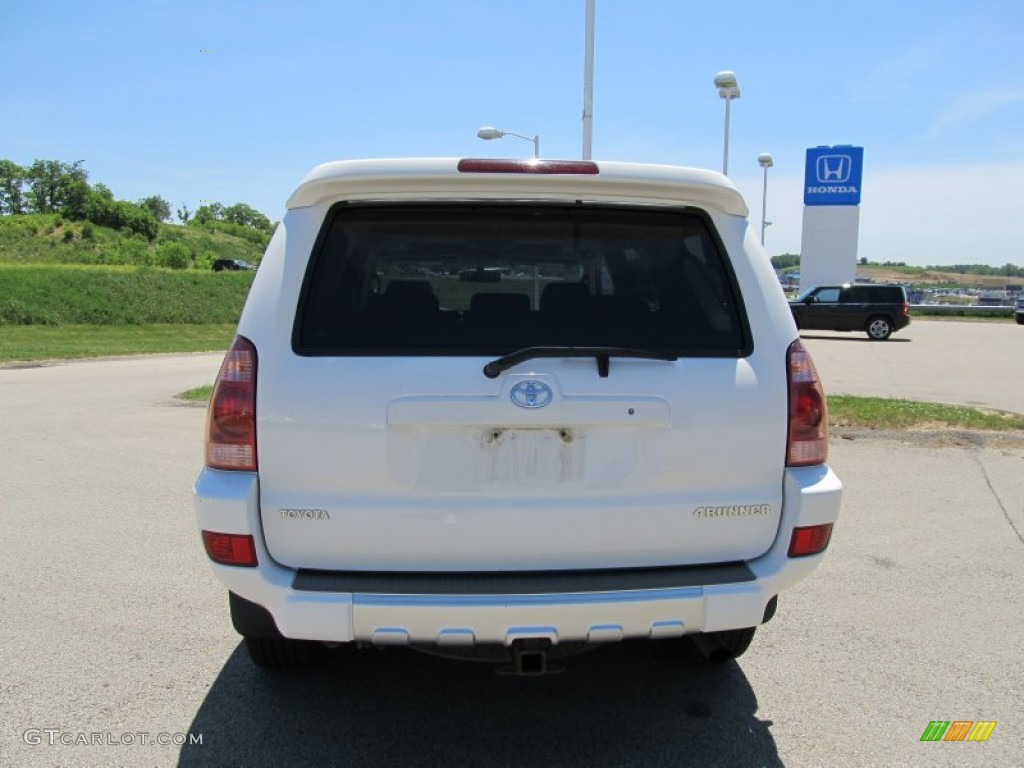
[770,253,1023,278]
[0,158,273,244]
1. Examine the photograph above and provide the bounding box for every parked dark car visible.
[1015,296,1024,325]
[212,259,256,272]
[790,283,910,340]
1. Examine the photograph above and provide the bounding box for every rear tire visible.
[244,637,327,669]
[668,627,756,664]
[1015,315,1024,325]
[866,316,893,340]
[706,627,756,660]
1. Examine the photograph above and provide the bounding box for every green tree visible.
[138,195,171,222]
[0,159,28,214]
[190,202,223,225]
[25,159,88,214]
[770,253,801,270]
[223,202,272,233]
[62,177,93,220]
[176,203,192,224]
[92,183,113,201]
[84,184,159,240]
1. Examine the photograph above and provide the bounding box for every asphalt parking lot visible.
[801,318,1024,414]
[1,319,1022,767]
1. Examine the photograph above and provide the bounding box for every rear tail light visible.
[902,301,910,317]
[788,523,834,557]
[786,339,828,466]
[201,531,258,566]
[457,158,599,175]
[205,335,257,471]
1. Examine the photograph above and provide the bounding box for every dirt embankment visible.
[856,266,1021,289]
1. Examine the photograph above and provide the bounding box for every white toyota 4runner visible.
[194,157,842,673]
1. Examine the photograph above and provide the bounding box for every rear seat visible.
[381,279,440,313]
[469,292,530,318]
[539,283,599,341]
[466,292,533,346]
[363,279,458,346]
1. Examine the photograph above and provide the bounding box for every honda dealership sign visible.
[799,145,864,292]
[804,146,863,206]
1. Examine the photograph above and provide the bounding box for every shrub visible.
[157,241,191,270]
[85,192,160,241]
[192,250,218,270]
[100,235,151,266]
[81,222,95,239]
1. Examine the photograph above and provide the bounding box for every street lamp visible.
[758,152,773,246]
[476,126,540,158]
[582,0,595,159]
[714,71,740,175]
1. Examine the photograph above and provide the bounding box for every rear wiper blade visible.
[483,346,678,379]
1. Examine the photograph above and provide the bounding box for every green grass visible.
[0,264,253,325]
[0,324,235,362]
[179,384,214,402]
[828,395,1024,431]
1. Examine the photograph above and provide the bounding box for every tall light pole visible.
[714,71,740,175]
[758,152,773,246]
[476,126,540,158]
[582,0,595,159]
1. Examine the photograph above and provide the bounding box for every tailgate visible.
[257,355,786,571]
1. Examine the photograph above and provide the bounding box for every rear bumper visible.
[194,463,841,645]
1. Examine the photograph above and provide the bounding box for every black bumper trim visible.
[292,562,754,595]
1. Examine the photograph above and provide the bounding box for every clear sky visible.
[3,0,1023,266]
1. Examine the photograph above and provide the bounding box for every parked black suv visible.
[790,283,910,340]
[212,259,256,272]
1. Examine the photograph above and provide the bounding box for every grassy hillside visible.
[0,264,253,325]
[0,214,264,268]
[856,264,1022,289]
[0,324,236,362]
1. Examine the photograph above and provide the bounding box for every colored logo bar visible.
[920,721,997,742]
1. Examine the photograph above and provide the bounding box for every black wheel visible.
[1015,315,1024,325]
[866,316,892,340]
[244,637,327,669]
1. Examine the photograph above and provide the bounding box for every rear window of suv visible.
[843,286,905,303]
[294,203,750,357]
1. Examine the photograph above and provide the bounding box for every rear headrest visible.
[540,282,591,314]
[470,292,530,317]
[384,280,439,312]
